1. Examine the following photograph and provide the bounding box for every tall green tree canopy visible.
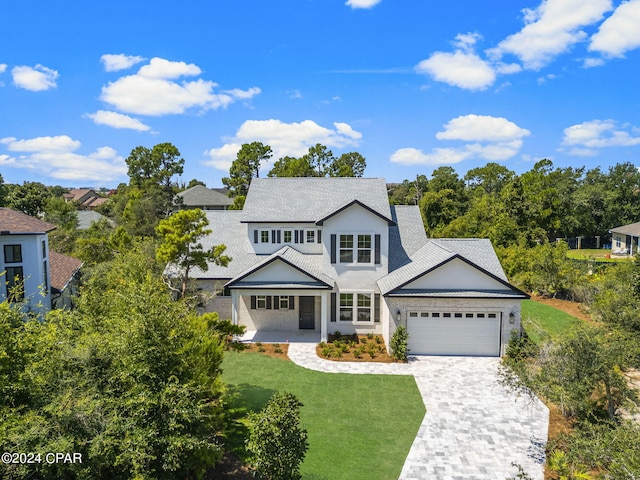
[222,142,272,197]
[126,142,184,189]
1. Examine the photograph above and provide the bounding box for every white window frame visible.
[260,229,270,243]
[279,296,289,309]
[337,232,374,265]
[256,295,267,309]
[305,229,315,244]
[338,291,374,324]
[283,230,293,243]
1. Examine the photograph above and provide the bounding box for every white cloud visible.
[390,147,471,166]
[287,89,303,99]
[561,119,640,155]
[203,119,363,171]
[435,114,531,143]
[101,54,146,72]
[100,57,261,116]
[0,64,6,74]
[415,50,496,90]
[488,0,613,70]
[12,64,59,91]
[391,114,529,166]
[346,0,381,9]
[582,57,605,68]
[0,135,127,182]
[589,0,640,57]
[85,110,152,131]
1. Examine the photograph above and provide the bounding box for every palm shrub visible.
[247,392,309,480]
[390,325,409,362]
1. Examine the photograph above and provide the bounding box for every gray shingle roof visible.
[228,246,334,288]
[170,211,257,279]
[175,185,233,208]
[610,221,640,236]
[76,211,114,230]
[378,238,512,295]
[389,205,428,271]
[241,177,392,223]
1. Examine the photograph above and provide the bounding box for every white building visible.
[0,208,82,314]
[182,178,528,356]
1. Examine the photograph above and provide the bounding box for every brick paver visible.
[287,343,548,480]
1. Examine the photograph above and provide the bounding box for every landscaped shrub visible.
[247,392,309,480]
[390,325,409,362]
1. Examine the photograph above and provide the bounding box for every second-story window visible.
[338,234,372,264]
[4,244,22,263]
[284,230,292,243]
[260,230,270,243]
[306,229,315,243]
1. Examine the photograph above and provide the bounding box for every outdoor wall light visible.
[509,312,516,324]
[396,309,401,322]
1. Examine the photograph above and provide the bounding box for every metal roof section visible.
[240,177,393,224]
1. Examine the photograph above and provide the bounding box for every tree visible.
[222,142,272,196]
[268,156,315,178]
[247,392,309,480]
[328,152,366,177]
[4,181,52,217]
[126,143,185,189]
[464,162,514,195]
[156,209,230,298]
[0,243,228,480]
[302,143,334,177]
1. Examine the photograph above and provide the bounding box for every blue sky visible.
[1,0,640,188]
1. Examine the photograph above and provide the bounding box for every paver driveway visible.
[287,343,548,480]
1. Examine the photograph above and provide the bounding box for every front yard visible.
[222,351,425,480]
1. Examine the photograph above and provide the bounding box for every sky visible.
[1,0,640,188]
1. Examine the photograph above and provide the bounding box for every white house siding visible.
[321,204,389,290]
[404,258,508,291]
[0,233,51,314]
[248,223,323,255]
[383,296,522,356]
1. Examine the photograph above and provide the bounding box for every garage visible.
[407,311,501,356]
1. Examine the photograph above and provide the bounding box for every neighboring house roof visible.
[610,221,640,236]
[377,238,527,297]
[49,251,83,293]
[0,208,57,234]
[240,177,393,224]
[227,246,334,289]
[63,189,106,209]
[174,185,233,208]
[76,211,115,230]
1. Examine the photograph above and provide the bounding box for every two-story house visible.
[182,178,528,356]
[0,208,82,314]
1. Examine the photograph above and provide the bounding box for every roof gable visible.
[315,199,395,226]
[610,221,640,236]
[240,177,392,224]
[378,238,526,297]
[227,246,334,288]
[175,185,233,207]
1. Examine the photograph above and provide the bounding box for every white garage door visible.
[407,311,501,356]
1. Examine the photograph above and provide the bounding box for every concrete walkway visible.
[287,343,549,480]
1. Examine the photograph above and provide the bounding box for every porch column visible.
[320,291,328,342]
[231,290,239,326]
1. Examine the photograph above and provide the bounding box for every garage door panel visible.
[407,315,501,356]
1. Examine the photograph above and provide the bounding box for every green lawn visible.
[566,248,628,262]
[521,300,583,344]
[222,351,425,480]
